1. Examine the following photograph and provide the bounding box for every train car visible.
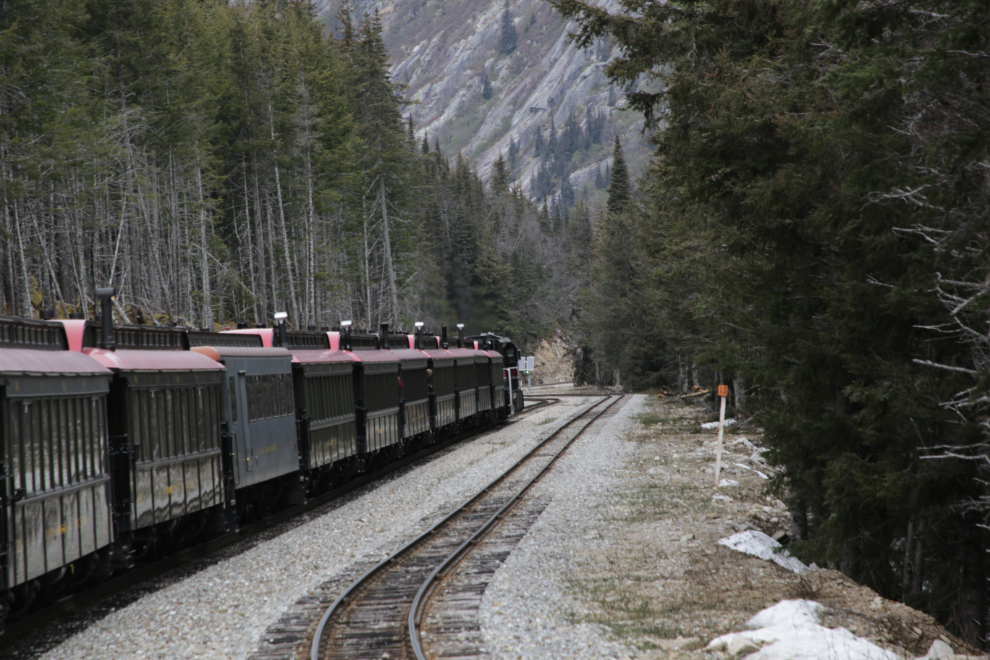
[471,336,508,420]
[66,302,228,559]
[187,332,300,521]
[468,332,523,414]
[0,317,114,620]
[419,331,457,436]
[379,327,431,449]
[283,331,360,490]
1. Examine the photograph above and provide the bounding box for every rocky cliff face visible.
[316,0,650,203]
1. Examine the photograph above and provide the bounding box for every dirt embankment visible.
[528,327,575,386]
[564,396,983,659]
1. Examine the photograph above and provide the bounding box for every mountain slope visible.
[318,0,650,202]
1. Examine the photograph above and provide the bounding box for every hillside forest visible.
[0,0,593,339]
[553,0,990,648]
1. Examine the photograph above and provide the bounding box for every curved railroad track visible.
[310,394,627,660]
[0,397,560,657]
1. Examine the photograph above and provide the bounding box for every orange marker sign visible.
[717,384,728,397]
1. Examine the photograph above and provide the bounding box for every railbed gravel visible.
[32,396,608,660]
[479,394,645,660]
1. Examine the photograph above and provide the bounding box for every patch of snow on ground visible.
[707,599,904,660]
[717,530,810,574]
[702,418,738,429]
[718,479,741,487]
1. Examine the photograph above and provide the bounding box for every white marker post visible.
[714,384,728,488]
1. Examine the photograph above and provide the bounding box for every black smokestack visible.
[96,287,116,350]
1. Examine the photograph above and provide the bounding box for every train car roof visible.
[387,348,431,361]
[0,348,111,376]
[351,350,400,364]
[221,328,274,347]
[190,346,291,361]
[289,349,359,365]
[84,347,225,372]
[445,347,489,361]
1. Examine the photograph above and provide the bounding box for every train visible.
[0,287,525,629]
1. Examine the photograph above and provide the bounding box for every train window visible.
[20,402,36,493]
[130,391,142,463]
[256,375,265,419]
[270,374,279,418]
[176,388,187,455]
[194,388,204,450]
[90,397,101,475]
[72,398,84,481]
[141,390,152,462]
[273,375,281,417]
[264,374,272,418]
[149,390,160,460]
[61,399,71,485]
[282,374,292,416]
[264,374,273,418]
[9,402,22,493]
[248,376,257,421]
[229,377,238,423]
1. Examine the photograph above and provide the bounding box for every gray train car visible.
[1,318,114,614]
[188,338,297,495]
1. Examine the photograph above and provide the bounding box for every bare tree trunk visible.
[733,374,746,412]
[378,177,399,322]
[958,518,985,646]
[911,519,924,594]
[364,212,372,330]
[269,102,298,326]
[241,156,259,324]
[196,162,213,329]
[902,518,915,594]
[14,200,33,317]
[252,157,267,323]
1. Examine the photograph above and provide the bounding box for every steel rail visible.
[407,394,627,660]
[308,394,618,660]
[1,398,559,648]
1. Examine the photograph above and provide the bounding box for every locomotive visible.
[0,288,525,629]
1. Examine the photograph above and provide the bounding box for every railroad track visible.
[0,397,559,656]
[309,394,627,660]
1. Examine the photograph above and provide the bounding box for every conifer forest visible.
[554,0,990,647]
[4,0,990,649]
[0,0,580,339]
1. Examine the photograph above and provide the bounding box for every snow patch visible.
[718,479,741,488]
[706,599,904,660]
[702,418,738,429]
[717,530,810,574]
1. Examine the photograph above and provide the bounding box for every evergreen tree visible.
[498,0,517,55]
[606,136,630,216]
[554,0,990,642]
[490,152,510,194]
[533,126,544,157]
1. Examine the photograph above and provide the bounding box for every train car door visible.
[236,371,254,473]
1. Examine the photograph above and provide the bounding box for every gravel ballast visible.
[479,394,645,660]
[32,396,606,660]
